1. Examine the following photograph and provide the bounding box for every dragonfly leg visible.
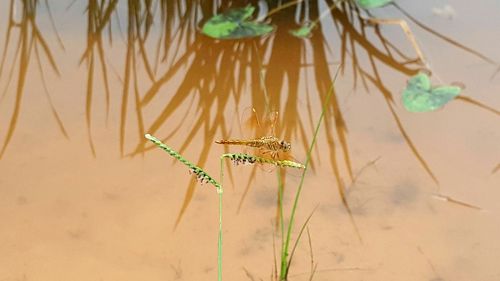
[271,151,279,160]
[260,149,279,160]
[260,148,271,155]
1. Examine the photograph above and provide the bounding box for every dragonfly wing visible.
[254,148,305,177]
[241,106,281,137]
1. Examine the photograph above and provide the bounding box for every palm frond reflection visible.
[116,0,497,225]
[1,0,497,229]
[0,0,67,159]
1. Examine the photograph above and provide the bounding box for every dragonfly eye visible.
[281,140,291,152]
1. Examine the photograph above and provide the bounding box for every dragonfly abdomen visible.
[216,136,290,154]
[215,139,264,148]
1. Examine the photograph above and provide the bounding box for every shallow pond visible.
[0,1,499,280]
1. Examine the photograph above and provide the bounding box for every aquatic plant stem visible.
[280,67,341,280]
[218,190,223,281]
[277,168,286,270]
[145,134,222,190]
[218,156,224,281]
[219,153,304,280]
[216,152,305,281]
[144,134,223,280]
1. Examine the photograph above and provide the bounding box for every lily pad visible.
[289,22,316,38]
[402,72,462,112]
[201,6,275,39]
[355,0,393,9]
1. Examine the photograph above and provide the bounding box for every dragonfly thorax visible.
[258,136,291,153]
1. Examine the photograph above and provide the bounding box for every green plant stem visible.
[145,134,223,280]
[218,156,224,281]
[280,67,341,280]
[277,168,286,269]
[145,134,221,190]
[218,190,222,281]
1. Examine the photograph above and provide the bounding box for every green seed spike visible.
[221,153,305,169]
[145,134,222,192]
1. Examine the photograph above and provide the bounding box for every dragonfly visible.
[215,135,291,159]
[215,108,303,171]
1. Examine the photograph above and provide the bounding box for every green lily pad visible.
[289,22,316,38]
[201,6,275,39]
[402,72,462,112]
[355,0,393,9]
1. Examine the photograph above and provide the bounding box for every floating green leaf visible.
[355,0,392,9]
[402,72,462,112]
[201,5,274,39]
[289,22,316,38]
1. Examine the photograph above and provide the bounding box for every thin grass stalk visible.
[218,188,222,281]
[287,206,318,274]
[218,156,224,281]
[219,152,304,281]
[146,133,223,280]
[145,134,222,190]
[277,168,285,267]
[280,66,341,280]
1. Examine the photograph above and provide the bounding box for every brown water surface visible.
[1,1,499,280]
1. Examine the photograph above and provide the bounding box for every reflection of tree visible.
[81,0,156,156]
[107,0,498,229]
[80,0,117,156]
[1,0,498,230]
[119,0,157,156]
[325,2,439,184]
[0,0,67,159]
[135,36,258,227]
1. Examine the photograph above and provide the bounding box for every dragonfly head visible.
[280,140,291,152]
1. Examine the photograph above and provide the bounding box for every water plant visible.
[201,5,275,39]
[355,0,392,9]
[145,133,306,281]
[402,72,462,112]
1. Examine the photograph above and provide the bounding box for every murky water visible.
[1,1,499,280]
